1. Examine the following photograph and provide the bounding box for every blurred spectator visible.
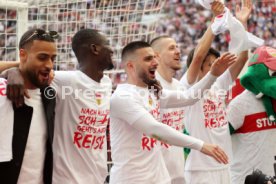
[156,0,276,78]
[0,0,275,72]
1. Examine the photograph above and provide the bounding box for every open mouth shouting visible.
[148,67,157,79]
[39,70,50,83]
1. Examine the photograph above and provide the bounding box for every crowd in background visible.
[156,0,276,75]
[0,0,275,70]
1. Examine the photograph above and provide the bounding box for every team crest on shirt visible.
[95,92,102,105]
[148,95,153,106]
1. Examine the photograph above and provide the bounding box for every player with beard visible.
[0,62,19,73]
[109,41,234,184]
[0,28,57,184]
[1,29,114,184]
[148,2,236,182]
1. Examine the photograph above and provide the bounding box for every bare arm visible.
[229,50,248,80]
[229,0,252,80]
[187,26,215,84]
[163,52,237,108]
[186,1,224,85]
[0,62,19,73]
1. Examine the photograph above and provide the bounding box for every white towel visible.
[0,78,14,162]
[227,11,264,54]
[211,8,229,35]
[197,0,264,54]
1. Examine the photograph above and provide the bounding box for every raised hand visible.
[236,0,253,24]
[210,52,237,76]
[200,143,229,164]
[211,0,225,17]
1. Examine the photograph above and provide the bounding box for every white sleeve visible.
[179,72,194,89]
[226,95,245,130]
[51,71,71,99]
[160,72,217,108]
[111,93,204,150]
[0,78,14,162]
[215,69,233,91]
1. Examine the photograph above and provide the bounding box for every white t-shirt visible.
[227,90,276,184]
[110,82,208,184]
[110,84,171,184]
[0,78,14,162]
[156,72,186,183]
[180,70,233,171]
[17,89,47,184]
[52,71,112,184]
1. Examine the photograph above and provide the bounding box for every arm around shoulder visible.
[0,62,19,74]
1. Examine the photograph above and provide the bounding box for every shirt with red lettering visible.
[110,84,171,184]
[180,70,233,171]
[0,78,13,162]
[227,90,276,184]
[110,73,220,183]
[156,72,186,184]
[51,71,112,184]
[110,83,206,184]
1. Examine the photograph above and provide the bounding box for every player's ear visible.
[126,61,134,70]
[90,44,100,55]
[19,49,27,63]
[155,52,160,59]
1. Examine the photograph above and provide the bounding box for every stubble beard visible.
[26,69,48,88]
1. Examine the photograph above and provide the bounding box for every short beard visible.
[26,70,48,88]
[139,72,156,87]
[146,78,157,87]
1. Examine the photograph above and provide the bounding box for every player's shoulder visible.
[172,78,181,85]
[111,84,141,111]
[55,70,78,77]
[100,75,112,91]
[0,78,7,83]
[112,84,139,101]
[0,78,7,90]
[113,84,131,95]
[54,70,79,83]
[228,90,253,109]
[101,75,112,84]
[0,78,8,100]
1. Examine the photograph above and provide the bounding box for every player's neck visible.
[127,77,147,88]
[19,69,38,89]
[23,80,37,89]
[157,67,174,83]
[79,65,103,83]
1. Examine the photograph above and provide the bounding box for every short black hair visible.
[121,41,151,62]
[19,28,56,49]
[186,47,220,68]
[150,35,170,46]
[72,29,105,59]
